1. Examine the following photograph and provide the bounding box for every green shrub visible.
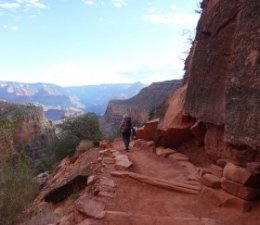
[0,159,39,225]
[41,113,103,169]
[58,113,102,142]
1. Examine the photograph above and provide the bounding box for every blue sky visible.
[0,0,200,86]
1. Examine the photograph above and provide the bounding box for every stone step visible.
[221,179,260,201]
[223,162,260,185]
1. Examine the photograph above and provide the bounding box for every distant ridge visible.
[0,81,146,120]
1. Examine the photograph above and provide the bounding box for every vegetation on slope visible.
[43,112,103,168]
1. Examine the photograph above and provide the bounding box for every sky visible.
[0,0,200,86]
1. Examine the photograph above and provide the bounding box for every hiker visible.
[120,114,132,151]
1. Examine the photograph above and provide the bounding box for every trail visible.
[26,139,260,225]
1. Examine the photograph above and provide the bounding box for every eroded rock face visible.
[0,101,54,152]
[104,80,182,126]
[225,0,260,150]
[182,0,260,160]
[136,119,159,141]
[43,169,89,203]
[156,85,194,148]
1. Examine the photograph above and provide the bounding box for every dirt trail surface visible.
[24,139,260,225]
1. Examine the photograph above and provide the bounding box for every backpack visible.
[122,116,132,135]
[124,116,132,128]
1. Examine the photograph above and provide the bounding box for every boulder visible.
[43,170,89,203]
[99,149,111,157]
[115,159,133,170]
[34,171,50,188]
[201,173,221,188]
[103,157,116,164]
[87,175,95,185]
[136,127,145,139]
[247,162,260,174]
[221,179,260,200]
[223,162,260,185]
[142,118,159,141]
[157,85,194,148]
[99,178,116,188]
[200,187,252,212]
[98,191,115,198]
[75,196,105,219]
[208,164,223,178]
[114,153,133,170]
[99,140,112,149]
[169,153,189,162]
[155,147,176,157]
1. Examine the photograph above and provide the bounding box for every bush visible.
[41,113,103,169]
[0,159,39,225]
[58,113,102,142]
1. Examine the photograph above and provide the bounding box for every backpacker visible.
[122,116,132,135]
[124,116,132,128]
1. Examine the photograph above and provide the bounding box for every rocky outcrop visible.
[181,0,260,162]
[136,118,159,141]
[156,85,194,148]
[0,101,54,160]
[104,80,182,126]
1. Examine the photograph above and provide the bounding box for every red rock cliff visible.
[159,0,259,163]
[0,101,54,156]
[104,80,181,125]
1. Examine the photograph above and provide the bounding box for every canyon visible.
[0,81,146,121]
[1,0,259,224]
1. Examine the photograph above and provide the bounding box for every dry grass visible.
[76,139,94,154]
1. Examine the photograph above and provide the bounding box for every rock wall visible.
[156,85,194,148]
[104,80,182,126]
[183,0,260,162]
[157,0,259,163]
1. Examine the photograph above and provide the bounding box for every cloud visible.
[0,2,20,9]
[112,0,126,8]
[82,0,95,5]
[2,24,19,31]
[0,0,47,10]
[22,0,47,9]
[143,13,199,28]
[81,0,125,8]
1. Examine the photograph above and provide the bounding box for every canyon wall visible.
[158,0,259,163]
[104,80,182,126]
[0,101,55,160]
